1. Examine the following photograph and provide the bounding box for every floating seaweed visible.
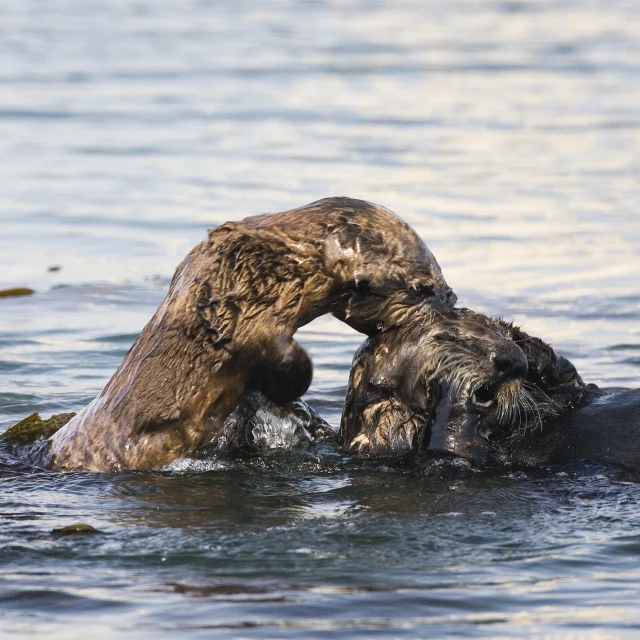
[1,412,76,445]
[51,524,101,537]
[0,288,35,298]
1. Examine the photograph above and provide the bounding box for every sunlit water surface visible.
[1,0,640,637]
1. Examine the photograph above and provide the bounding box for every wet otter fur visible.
[422,323,640,472]
[341,308,530,461]
[491,387,640,470]
[340,308,591,465]
[47,197,455,472]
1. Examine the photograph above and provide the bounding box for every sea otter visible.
[340,307,607,467]
[46,197,456,472]
[9,308,636,471]
[341,308,532,462]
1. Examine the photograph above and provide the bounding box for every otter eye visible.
[410,283,434,297]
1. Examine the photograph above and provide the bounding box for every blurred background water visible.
[1,0,639,637]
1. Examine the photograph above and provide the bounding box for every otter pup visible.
[340,308,591,465]
[47,197,456,471]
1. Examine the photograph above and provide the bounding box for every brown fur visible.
[340,308,590,463]
[340,309,529,459]
[48,197,455,471]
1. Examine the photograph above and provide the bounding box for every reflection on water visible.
[1,0,640,637]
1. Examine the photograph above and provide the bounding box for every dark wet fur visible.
[341,308,530,460]
[340,308,591,465]
[47,197,454,471]
[496,321,591,431]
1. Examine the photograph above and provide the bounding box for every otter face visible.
[333,274,458,338]
[341,308,529,463]
[341,308,588,465]
[421,311,535,465]
[323,202,456,335]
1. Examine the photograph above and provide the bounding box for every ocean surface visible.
[1,0,640,637]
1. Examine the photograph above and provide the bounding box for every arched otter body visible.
[48,197,455,471]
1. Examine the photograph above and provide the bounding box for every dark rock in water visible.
[1,412,76,445]
[51,524,101,537]
[0,287,35,298]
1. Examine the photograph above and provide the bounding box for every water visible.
[1,0,640,636]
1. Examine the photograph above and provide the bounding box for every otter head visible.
[341,307,589,466]
[420,310,534,465]
[341,308,530,464]
[322,200,456,336]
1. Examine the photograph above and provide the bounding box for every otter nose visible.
[491,346,528,382]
